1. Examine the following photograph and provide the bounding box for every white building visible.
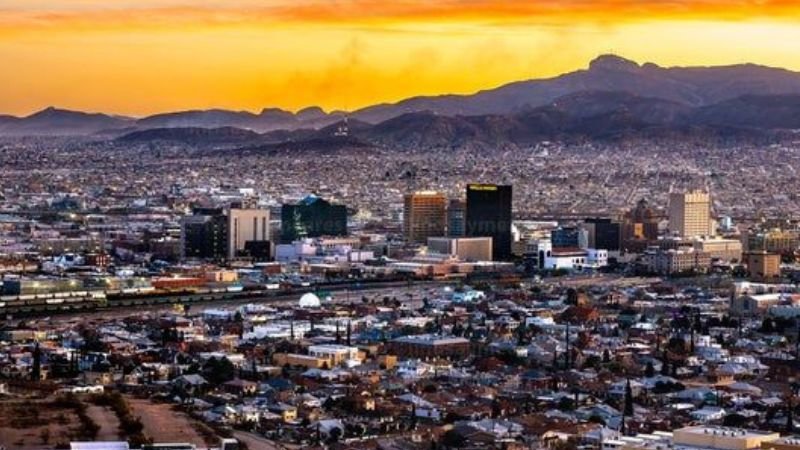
[307,344,360,366]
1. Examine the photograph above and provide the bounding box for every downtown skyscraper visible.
[465,184,512,260]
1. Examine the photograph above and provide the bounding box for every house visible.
[268,403,297,423]
[223,379,258,396]
[690,406,726,422]
[172,374,209,396]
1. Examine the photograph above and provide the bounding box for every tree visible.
[31,342,42,381]
[346,320,352,346]
[564,322,571,369]
[603,349,611,363]
[566,288,579,305]
[624,379,634,416]
[440,430,466,448]
[327,427,342,444]
[557,397,575,412]
[645,361,655,378]
[722,413,748,428]
[203,357,235,385]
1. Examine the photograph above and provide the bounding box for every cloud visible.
[2,0,800,31]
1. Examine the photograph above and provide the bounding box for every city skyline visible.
[2,0,800,115]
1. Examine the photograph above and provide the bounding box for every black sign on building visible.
[465,184,512,260]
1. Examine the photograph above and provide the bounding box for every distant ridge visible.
[3,55,800,137]
[117,126,262,145]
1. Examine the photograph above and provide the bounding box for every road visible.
[233,431,298,450]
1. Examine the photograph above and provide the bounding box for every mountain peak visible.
[296,106,327,120]
[589,54,641,72]
[27,106,90,119]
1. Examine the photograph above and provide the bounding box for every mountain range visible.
[3,55,800,145]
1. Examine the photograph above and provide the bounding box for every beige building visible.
[669,190,712,238]
[228,208,270,259]
[307,344,362,366]
[642,248,711,275]
[694,238,743,262]
[762,436,800,450]
[272,353,329,369]
[745,229,800,254]
[731,293,782,316]
[673,426,780,450]
[746,251,781,280]
[404,191,447,244]
[427,237,493,261]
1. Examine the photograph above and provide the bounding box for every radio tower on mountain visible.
[334,116,349,137]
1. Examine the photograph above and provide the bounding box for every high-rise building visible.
[465,184,512,260]
[582,218,621,251]
[281,195,348,243]
[447,199,466,237]
[403,191,447,244]
[181,207,228,261]
[622,198,660,244]
[228,208,270,259]
[669,189,712,238]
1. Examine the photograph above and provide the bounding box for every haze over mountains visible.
[3,55,800,145]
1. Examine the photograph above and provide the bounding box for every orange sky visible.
[1,0,800,116]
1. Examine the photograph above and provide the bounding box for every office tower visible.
[181,207,228,261]
[403,191,447,244]
[583,218,621,251]
[465,184,512,260]
[281,195,348,243]
[623,199,659,242]
[669,190,712,238]
[228,208,270,259]
[447,199,466,237]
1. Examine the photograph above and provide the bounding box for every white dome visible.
[298,292,321,308]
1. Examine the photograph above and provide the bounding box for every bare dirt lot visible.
[85,404,121,441]
[0,398,83,449]
[127,397,209,447]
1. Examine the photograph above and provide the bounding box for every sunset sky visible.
[2,0,800,116]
